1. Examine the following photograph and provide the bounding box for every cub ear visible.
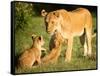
[41,9,47,17]
[32,34,36,39]
[38,36,41,41]
[38,35,43,41]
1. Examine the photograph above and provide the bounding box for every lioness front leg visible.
[37,57,41,64]
[65,37,73,62]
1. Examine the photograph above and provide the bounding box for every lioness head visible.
[41,9,61,35]
[32,34,45,46]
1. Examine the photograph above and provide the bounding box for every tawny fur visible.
[18,35,46,68]
[42,32,64,63]
[41,8,93,63]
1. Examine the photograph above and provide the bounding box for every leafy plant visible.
[15,2,33,30]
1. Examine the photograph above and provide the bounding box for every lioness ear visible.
[41,9,47,17]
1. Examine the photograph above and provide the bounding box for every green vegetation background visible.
[14,2,97,74]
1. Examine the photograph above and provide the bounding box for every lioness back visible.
[56,8,92,37]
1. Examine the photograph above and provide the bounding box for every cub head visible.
[41,9,61,35]
[32,34,45,46]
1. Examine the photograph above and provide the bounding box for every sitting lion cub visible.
[18,34,46,68]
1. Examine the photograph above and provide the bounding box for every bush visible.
[15,2,33,31]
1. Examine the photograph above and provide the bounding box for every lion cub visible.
[18,34,46,68]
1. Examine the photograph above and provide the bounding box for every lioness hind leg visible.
[83,39,88,56]
[65,37,73,62]
[85,12,92,57]
[86,29,92,57]
[80,32,88,56]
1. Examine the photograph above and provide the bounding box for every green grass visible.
[15,15,97,74]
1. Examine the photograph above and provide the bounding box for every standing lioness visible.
[41,8,93,62]
[18,34,46,68]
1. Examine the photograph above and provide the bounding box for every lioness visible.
[41,8,93,62]
[18,34,46,68]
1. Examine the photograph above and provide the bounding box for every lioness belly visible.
[72,28,84,37]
